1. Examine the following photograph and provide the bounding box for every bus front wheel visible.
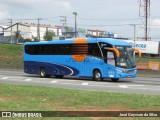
[93,70,103,81]
[111,78,119,82]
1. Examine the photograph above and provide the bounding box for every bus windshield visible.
[115,46,136,69]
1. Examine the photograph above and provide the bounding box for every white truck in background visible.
[123,40,160,56]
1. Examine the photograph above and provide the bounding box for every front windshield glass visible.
[115,46,136,68]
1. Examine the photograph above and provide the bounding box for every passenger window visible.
[88,43,102,58]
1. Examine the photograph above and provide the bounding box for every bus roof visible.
[24,38,131,46]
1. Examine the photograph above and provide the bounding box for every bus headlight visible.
[113,68,122,72]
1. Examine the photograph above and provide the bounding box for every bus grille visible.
[125,70,135,74]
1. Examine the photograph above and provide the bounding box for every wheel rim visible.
[40,69,45,77]
[95,72,101,79]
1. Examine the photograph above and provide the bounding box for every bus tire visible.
[93,69,102,81]
[55,75,64,78]
[111,78,119,82]
[39,67,48,78]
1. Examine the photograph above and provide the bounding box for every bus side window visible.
[52,45,61,55]
[88,43,102,58]
[88,46,96,56]
[42,45,57,55]
[25,45,39,55]
[61,44,72,55]
[47,45,53,54]
[40,45,47,54]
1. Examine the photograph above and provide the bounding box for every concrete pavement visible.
[137,70,160,78]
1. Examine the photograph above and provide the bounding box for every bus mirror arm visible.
[106,47,120,57]
[133,48,141,57]
[133,51,136,60]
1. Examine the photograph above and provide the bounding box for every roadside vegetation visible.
[1,83,159,111]
[0,44,23,69]
[0,44,160,69]
[0,84,160,119]
[137,57,160,62]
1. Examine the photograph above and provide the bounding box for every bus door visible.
[105,51,117,78]
[106,51,116,66]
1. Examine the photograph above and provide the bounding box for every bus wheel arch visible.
[92,69,103,81]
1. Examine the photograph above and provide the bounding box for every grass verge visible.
[0,83,160,120]
[0,44,23,69]
[0,83,160,111]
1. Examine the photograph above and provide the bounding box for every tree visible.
[43,30,55,41]
[33,36,39,41]
[14,30,23,39]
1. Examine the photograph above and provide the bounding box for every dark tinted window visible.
[25,44,61,55]
[47,44,61,55]
[25,45,39,55]
[98,42,113,58]
[25,43,102,57]
[25,44,74,55]
[71,43,88,55]
[88,43,102,58]
[61,44,72,55]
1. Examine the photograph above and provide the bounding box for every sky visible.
[0,0,160,40]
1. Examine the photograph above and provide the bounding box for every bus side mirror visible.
[106,47,120,57]
[133,48,141,57]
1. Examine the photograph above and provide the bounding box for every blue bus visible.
[24,38,141,81]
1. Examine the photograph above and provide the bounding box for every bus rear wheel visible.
[40,68,50,78]
[111,78,119,82]
[93,70,102,81]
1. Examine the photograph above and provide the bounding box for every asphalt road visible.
[0,69,160,95]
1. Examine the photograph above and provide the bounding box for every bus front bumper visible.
[107,68,137,79]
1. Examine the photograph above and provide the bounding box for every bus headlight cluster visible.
[113,68,122,72]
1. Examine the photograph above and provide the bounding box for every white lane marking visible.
[119,85,128,88]
[134,81,159,84]
[82,83,88,86]
[119,85,144,88]
[125,87,160,91]
[24,79,32,81]
[127,85,144,87]
[50,81,57,83]
[146,88,160,91]
[1,77,9,79]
